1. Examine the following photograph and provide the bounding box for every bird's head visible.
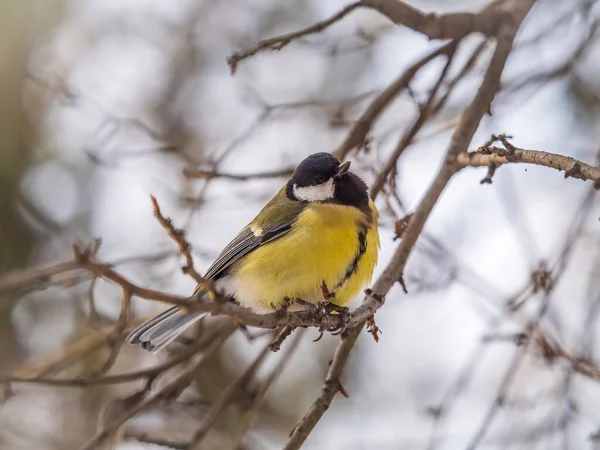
[286,152,369,210]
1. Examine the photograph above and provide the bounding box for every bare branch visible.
[458,145,600,186]
[183,167,294,181]
[0,260,81,295]
[188,340,273,448]
[369,40,458,199]
[79,323,237,450]
[1,329,221,387]
[334,40,456,160]
[228,0,510,75]
[227,2,362,74]
[233,329,306,449]
[124,432,188,450]
[151,196,205,285]
[283,1,537,447]
[284,325,361,449]
[360,0,507,39]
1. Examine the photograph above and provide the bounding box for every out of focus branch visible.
[2,325,224,387]
[228,0,510,73]
[360,0,508,39]
[233,329,305,449]
[334,40,457,160]
[79,323,237,450]
[0,260,81,295]
[188,340,272,448]
[183,166,294,181]
[228,2,361,73]
[369,40,458,199]
[534,331,600,382]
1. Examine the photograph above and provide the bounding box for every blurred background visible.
[2,0,600,449]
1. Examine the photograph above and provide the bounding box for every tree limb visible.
[457,145,600,186]
[283,1,537,448]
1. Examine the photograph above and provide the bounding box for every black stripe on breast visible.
[334,228,368,291]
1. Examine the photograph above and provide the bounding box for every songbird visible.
[127,152,380,352]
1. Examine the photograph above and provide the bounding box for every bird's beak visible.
[334,160,351,180]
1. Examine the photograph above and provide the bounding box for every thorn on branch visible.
[564,163,583,180]
[497,134,516,153]
[480,162,497,184]
[270,326,295,352]
[531,264,553,294]
[394,213,414,241]
[398,273,409,294]
[366,316,381,343]
[338,380,349,398]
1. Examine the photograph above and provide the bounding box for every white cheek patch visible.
[293,178,335,202]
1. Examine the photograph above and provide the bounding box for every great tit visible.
[128,152,380,352]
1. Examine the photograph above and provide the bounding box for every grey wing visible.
[203,221,293,280]
[127,221,294,353]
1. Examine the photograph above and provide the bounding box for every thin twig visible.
[334,41,456,160]
[227,2,362,74]
[78,324,237,450]
[151,196,205,285]
[183,167,294,181]
[369,40,458,199]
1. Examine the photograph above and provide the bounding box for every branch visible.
[183,167,294,181]
[124,433,188,450]
[360,0,506,39]
[334,40,456,160]
[1,326,224,387]
[189,340,273,448]
[79,324,237,450]
[369,40,458,199]
[233,329,305,449]
[227,2,362,74]
[457,145,600,186]
[385,0,537,287]
[151,196,205,284]
[533,331,600,382]
[0,260,81,295]
[283,1,537,447]
[228,0,510,74]
[284,326,361,450]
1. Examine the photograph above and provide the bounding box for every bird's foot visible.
[320,302,350,337]
[295,299,350,341]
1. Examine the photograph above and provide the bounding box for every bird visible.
[127,152,380,353]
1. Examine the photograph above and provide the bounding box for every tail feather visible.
[127,306,206,353]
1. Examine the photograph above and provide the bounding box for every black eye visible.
[314,175,325,185]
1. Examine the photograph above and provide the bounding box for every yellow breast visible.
[229,201,380,311]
